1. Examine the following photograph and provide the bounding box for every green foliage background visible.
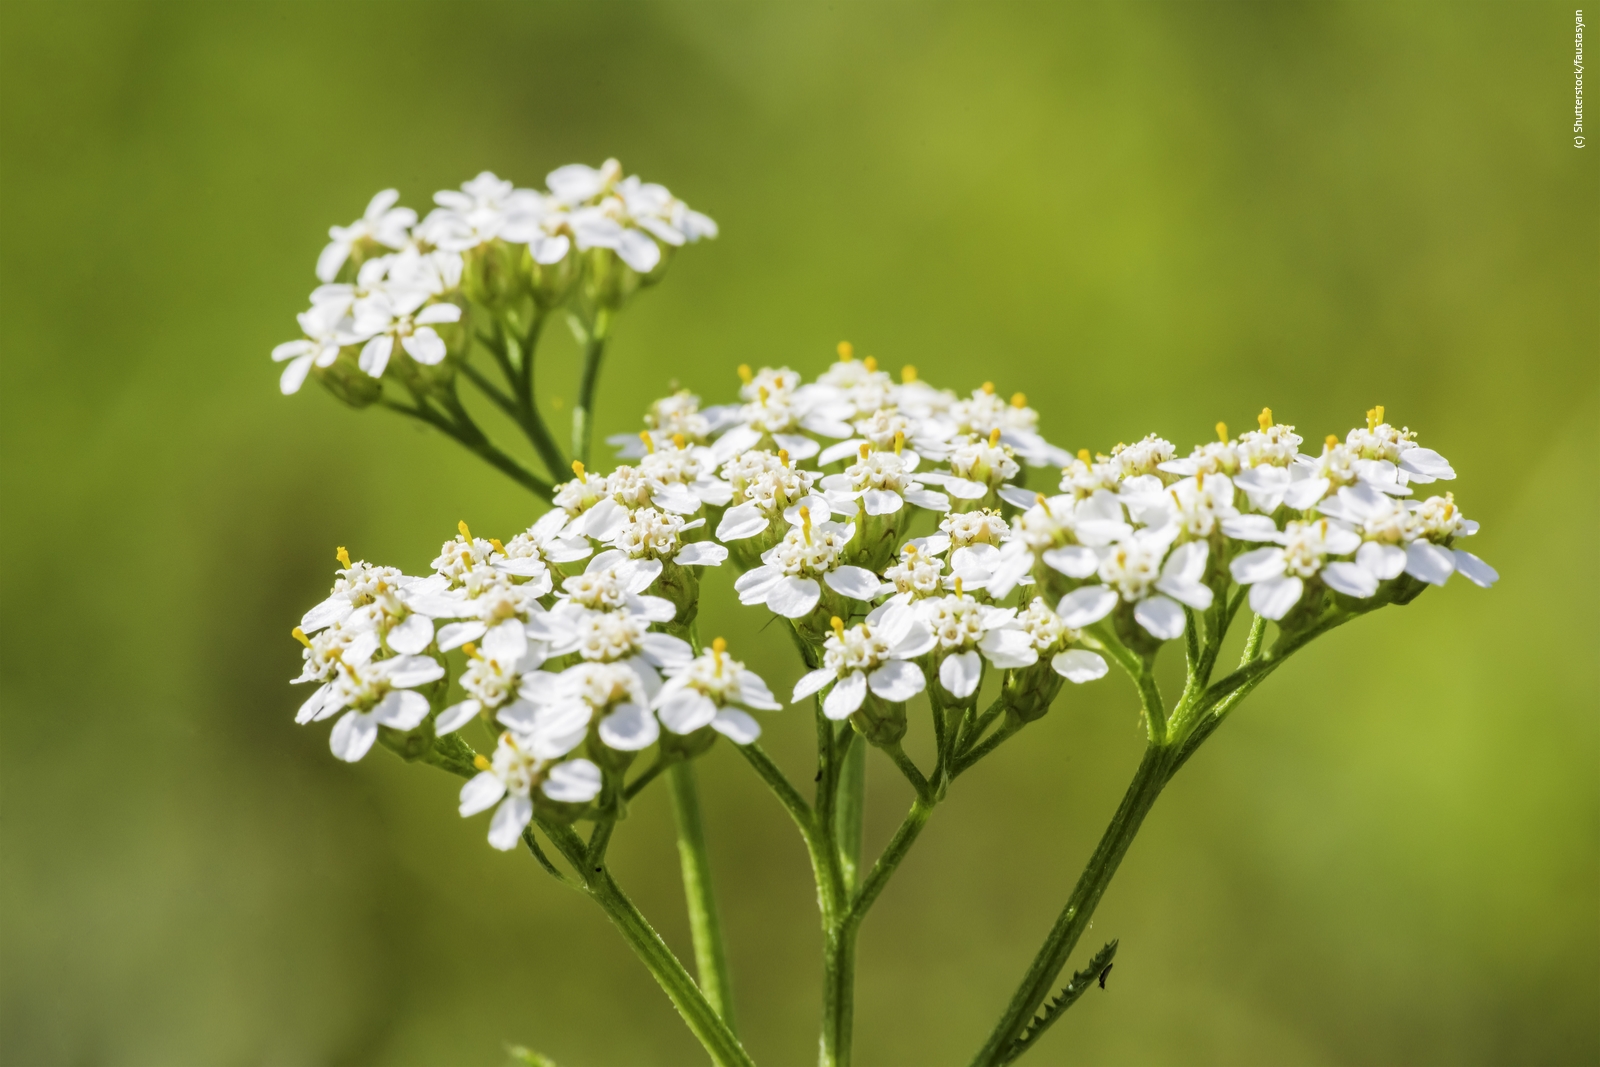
[2,3,1595,1064]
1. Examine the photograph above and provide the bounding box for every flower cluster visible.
[291,345,1496,852]
[272,165,715,399]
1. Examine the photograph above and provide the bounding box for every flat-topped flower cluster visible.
[290,348,1496,850]
[271,163,716,399]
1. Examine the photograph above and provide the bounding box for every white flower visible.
[912,593,1019,698]
[299,652,445,762]
[716,450,819,541]
[317,189,417,283]
[1228,519,1365,619]
[1109,434,1177,480]
[608,507,727,568]
[550,552,677,623]
[273,303,347,395]
[435,619,546,736]
[1082,529,1215,640]
[791,608,930,719]
[348,292,462,378]
[497,510,595,579]
[637,442,734,512]
[981,597,1109,683]
[513,660,659,755]
[525,605,692,681]
[923,431,1020,500]
[1312,485,1496,590]
[420,171,545,252]
[1345,406,1455,484]
[882,542,947,601]
[820,445,950,515]
[653,638,781,742]
[458,733,602,851]
[733,508,878,618]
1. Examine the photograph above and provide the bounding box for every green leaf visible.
[1000,939,1119,1065]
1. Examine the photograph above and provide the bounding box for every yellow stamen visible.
[954,576,964,598]
[1258,407,1273,431]
[830,616,845,640]
[1077,449,1091,463]
[458,520,472,541]
[639,431,655,454]
[463,642,482,661]
[1325,434,1339,450]
[489,538,506,555]
[711,636,727,677]
[901,365,918,383]
[863,355,878,372]
[291,626,311,648]
[778,449,790,467]
[1011,392,1027,409]
[460,551,472,568]
[981,381,995,394]
[837,341,854,361]
[1366,404,1385,431]
[335,546,351,568]
[858,443,870,461]
[758,385,769,405]
[672,433,686,450]
[799,505,812,544]
[571,460,585,478]
[1197,471,1206,489]
[737,364,752,383]
[1215,422,1229,443]
[473,754,492,771]
[893,431,905,455]
[988,427,1002,447]
[1035,493,1047,506]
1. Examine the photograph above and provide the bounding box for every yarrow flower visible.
[653,638,781,742]
[458,732,602,850]
[792,610,929,720]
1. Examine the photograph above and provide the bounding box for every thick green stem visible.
[820,922,858,1067]
[571,311,611,465]
[968,743,1173,1067]
[668,762,738,1033]
[845,799,932,929]
[835,736,866,895]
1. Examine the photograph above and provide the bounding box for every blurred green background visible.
[2,2,1595,1064]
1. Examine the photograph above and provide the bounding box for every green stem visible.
[381,396,553,501]
[509,308,569,480]
[968,743,1173,1067]
[668,762,738,1033]
[571,310,611,465]
[844,799,932,929]
[835,735,866,895]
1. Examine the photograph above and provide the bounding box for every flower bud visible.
[1001,664,1066,725]
[850,693,908,747]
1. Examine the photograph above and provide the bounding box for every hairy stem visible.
[968,743,1172,1067]
[835,735,866,895]
[668,761,738,1033]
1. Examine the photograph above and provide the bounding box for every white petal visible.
[300,595,352,633]
[639,632,693,669]
[674,541,728,566]
[1356,541,1407,580]
[372,689,430,730]
[1155,576,1213,611]
[824,566,882,601]
[1283,477,1331,510]
[386,614,434,654]
[542,759,603,803]
[295,682,334,725]
[1133,596,1186,640]
[598,704,659,750]
[1163,541,1209,584]
[1250,575,1304,620]
[819,439,867,465]
[1322,561,1378,598]
[656,689,719,734]
[414,302,461,325]
[401,327,447,366]
[823,670,868,720]
[1042,545,1098,579]
[716,502,770,541]
[938,650,982,698]
[979,627,1039,669]
[1051,649,1108,683]
[488,795,533,851]
[861,489,904,516]
[766,576,822,618]
[736,672,782,710]
[1452,550,1498,588]
[279,353,314,395]
[1222,514,1282,542]
[459,770,507,816]
[793,667,837,702]
[998,485,1040,509]
[1404,541,1456,586]
[902,488,951,512]
[435,699,482,736]
[436,621,487,651]
[1230,547,1287,585]
[710,708,762,745]
[867,659,926,702]
[384,655,445,688]
[358,335,392,378]
[329,711,378,762]
[615,229,662,272]
[1057,585,1118,628]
